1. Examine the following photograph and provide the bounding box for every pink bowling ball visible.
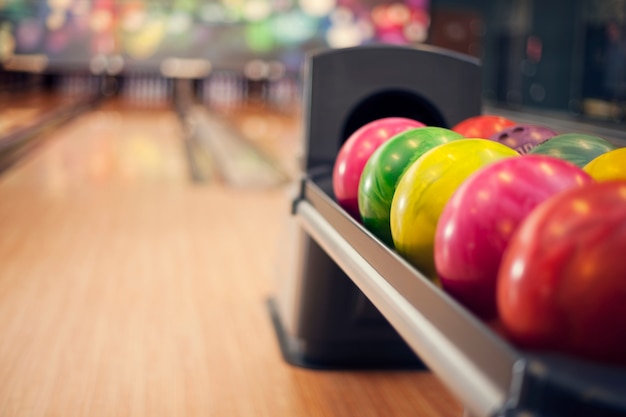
[332,117,424,219]
[434,155,594,319]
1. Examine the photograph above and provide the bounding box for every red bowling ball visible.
[434,155,594,319]
[497,181,626,366]
[332,117,424,219]
[452,114,516,139]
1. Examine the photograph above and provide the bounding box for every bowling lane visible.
[0,96,462,417]
[0,90,94,137]
[217,101,303,181]
[186,103,298,188]
[0,98,188,190]
[0,86,102,174]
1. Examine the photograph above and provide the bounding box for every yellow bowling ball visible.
[583,147,626,181]
[390,139,519,278]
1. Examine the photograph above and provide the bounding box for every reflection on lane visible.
[0,96,304,195]
[0,100,188,193]
[186,105,291,188]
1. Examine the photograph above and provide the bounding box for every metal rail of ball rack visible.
[292,169,626,416]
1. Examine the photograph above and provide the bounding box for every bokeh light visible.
[327,7,364,48]
[2,0,430,72]
[299,0,336,17]
[167,11,192,35]
[0,22,15,62]
[271,10,318,45]
[243,0,272,22]
[245,21,274,53]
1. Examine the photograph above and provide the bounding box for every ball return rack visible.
[269,45,626,417]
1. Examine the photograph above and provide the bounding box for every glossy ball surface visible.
[583,147,626,181]
[435,155,594,319]
[332,117,424,219]
[390,139,519,278]
[528,133,617,168]
[488,124,558,154]
[452,115,516,139]
[358,127,464,246]
[497,181,626,366]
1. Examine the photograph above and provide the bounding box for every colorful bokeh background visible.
[0,0,430,73]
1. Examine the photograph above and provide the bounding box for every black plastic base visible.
[267,297,426,371]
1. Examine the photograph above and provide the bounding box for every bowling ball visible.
[358,127,464,247]
[488,124,558,154]
[452,115,516,139]
[583,147,626,181]
[528,133,617,167]
[497,181,626,366]
[333,117,424,219]
[390,139,519,279]
[434,155,594,319]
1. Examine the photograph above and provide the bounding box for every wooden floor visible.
[0,98,463,417]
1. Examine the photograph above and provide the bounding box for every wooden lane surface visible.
[0,91,90,137]
[214,102,304,181]
[0,98,463,417]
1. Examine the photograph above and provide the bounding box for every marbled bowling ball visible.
[434,155,593,319]
[390,139,519,279]
[497,181,626,366]
[358,127,464,247]
[583,147,626,181]
[332,117,424,219]
[529,133,617,168]
[489,124,558,154]
[452,115,516,139]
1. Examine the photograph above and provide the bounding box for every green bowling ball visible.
[358,127,464,247]
[528,133,617,168]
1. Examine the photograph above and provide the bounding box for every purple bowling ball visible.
[489,124,558,154]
